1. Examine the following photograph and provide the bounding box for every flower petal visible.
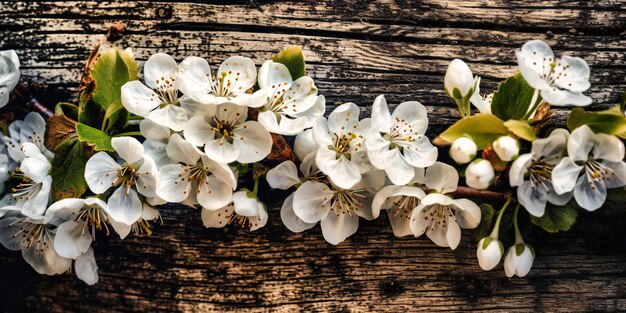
[204,138,239,164]
[111,136,144,165]
[320,211,359,245]
[316,148,361,190]
[233,121,273,163]
[425,162,459,194]
[327,102,360,136]
[183,115,215,147]
[446,215,462,250]
[217,56,257,94]
[156,164,192,203]
[451,198,481,229]
[517,181,548,217]
[540,88,592,106]
[143,53,178,90]
[147,105,189,132]
[552,157,583,194]
[232,191,259,217]
[75,247,99,285]
[120,80,162,117]
[515,40,554,90]
[53,220,92,259]
[266,160,301,190]
[574,175,606,211]
[136,156,158,197]
[293,181,333,223]
[107,186,143,225]
[603,161,626,189]
[140,118,171,141]
[280,193,316,233]
[294,129,319,161]
[197,175,234,211]
[509,153,533,187]
[166,133,201,165]
[592,133,625,163]
[176,56,213,102]
[258,60,292,90]
[553,56,591,92]
[201,203,233,228]
[370,95,392,133]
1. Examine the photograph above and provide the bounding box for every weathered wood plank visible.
[1,1,626,312]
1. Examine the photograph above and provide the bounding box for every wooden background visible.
[1,1,626,312]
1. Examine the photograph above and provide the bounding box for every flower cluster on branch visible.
[0,37,624,285]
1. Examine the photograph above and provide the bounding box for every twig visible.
[449,186,509,201]
[13,80,53,118]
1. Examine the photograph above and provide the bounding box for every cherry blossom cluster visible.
[0,38,623,285]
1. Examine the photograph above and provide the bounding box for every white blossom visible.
[3,112,54,162]
[476,237,503,271]
[449,137,477,164]
[516,40,591,106]
[201,191,268,231]
[183,103,273,164]
[140,119,174,167]
[10,143,52,218]
[493,135,520,162]
[84,137,158,225]
[176,56,265,107]
[0,50,20,108]
[510,129,572,217]
[409,162,481,249]
[465,158,495,190]
[74,247,99,285]
[444,59,489,114]
[0,210,71,275]
[371,170,426,237]
[156,134,236,210]
[366,95,437,185]
[552,125,626,211]
[312,103,372,189]
[504,243,535,278]
[121,53,189,131]
[256,60,325,135]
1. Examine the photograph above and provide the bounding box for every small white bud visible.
[465,158,495,190]
[449,137,477,164]
[444,59,475,99]
[477,237,504,271]
[504,243,535,277]
[493,135,520,162]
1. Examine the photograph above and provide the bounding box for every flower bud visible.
[465,158,495,190]
[449,137,477,164]
[504,243,535,277]
[444,59,475,99]
[493,135,520,162]
[476,237,504,271]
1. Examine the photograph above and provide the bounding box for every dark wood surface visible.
[1,1,626,312]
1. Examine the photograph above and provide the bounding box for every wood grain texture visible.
[1,1,626,312]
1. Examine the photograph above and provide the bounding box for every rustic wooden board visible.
[1,1,626,312]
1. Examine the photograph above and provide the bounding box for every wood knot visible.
[106,24,126,43]
[156,6,173,19]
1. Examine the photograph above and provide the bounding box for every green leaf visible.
[490,73,540,120]
[54,102,79,120]
[607,188,626,202]
[475,203,495,240]
[567,106,626,138]
[76,122,114,152]
[271,46,306,80]
[91,49,129,110]
[438,114,509,149]
[50,138,89,200]
[530,202,578,233]
[504,119,537,141]
[78,100,105,129]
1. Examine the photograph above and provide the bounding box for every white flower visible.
[44,198,131,259]
[313,103,372,189]
[140,119,174,167]
[0,50,20,108]
[409,162,481,249]
[444,59,489,114]
[476,237,504,271]
[493,135,520,162]
[510,129,572,217]
[0,211,71,275]
[371,173,426,237]
[176,56,265,107]
[129,203,162,236]
[156,134,236,210]
[3,112,54,162]
[504,243,535,278]
[84,137,158,225]
[183,103,273,164]
[266,152,322,233]
[449,137,477,164]
[74,247,99,285]
[256,60,325,135]
[366,95,437,185]
[294,128,319,161]
[465,158,494,190]
[201,191,268,231]
[292,169,384,245]
[516,40,591,106]
[121,53,189,131]
[552,125,626,211]
[10,143,52,218]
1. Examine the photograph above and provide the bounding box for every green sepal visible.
[503,119,537,141]
[438,114,509,149]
